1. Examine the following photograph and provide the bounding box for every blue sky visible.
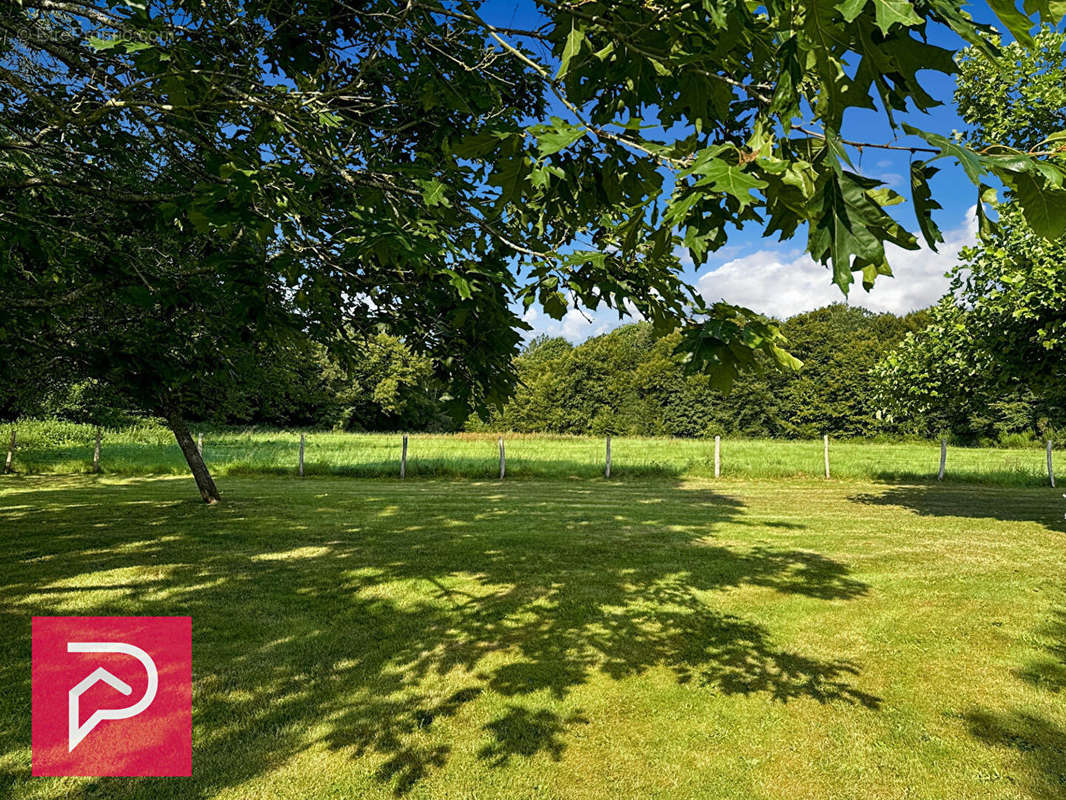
[479,0,1011,340]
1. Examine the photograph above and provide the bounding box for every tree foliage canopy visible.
[476,306,931,439]
[877,27,1066,435]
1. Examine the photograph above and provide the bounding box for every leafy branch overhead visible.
[475,0,1066,286]
[451,0,1066,382]
[3,0,1066,410]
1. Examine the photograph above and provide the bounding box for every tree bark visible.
[162,405,220,504]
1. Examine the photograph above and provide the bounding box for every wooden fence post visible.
[93,427,102,474]
[498,436,506,479]
[605,434,612,479]
[1047,439,1055,488]
[197,432,203,456]
[4,427,15,474]
[714,435,721,478]
[299,433,305,478]
[401,434,408,479]
[938,438,947,481]
[823,434,830,479]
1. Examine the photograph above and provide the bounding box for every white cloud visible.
[525,306,612,342]
[523,301,638,343]
[520,209,977,342]
[562,308,605,340]
[695,208,976,318]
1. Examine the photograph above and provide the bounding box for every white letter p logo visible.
[67,642,158,751]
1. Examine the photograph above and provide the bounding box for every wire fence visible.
[1,422,1060,487]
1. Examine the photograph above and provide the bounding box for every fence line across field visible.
[1,426,1060,486]
[282,432,1054,483]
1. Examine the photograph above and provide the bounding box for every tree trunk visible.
[162,405,220,504]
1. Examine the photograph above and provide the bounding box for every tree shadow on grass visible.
[866,469,1062,489]
[964,709,1066,799]
[849,483,1066,533]
[1016,609,1066,694]
[847,484,1066,797]
[0,476,878,798]
[477,705,589,767]
[966,604,1066,798]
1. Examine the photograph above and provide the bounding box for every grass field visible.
[6,420,1061,485]
[1,473,1064,798]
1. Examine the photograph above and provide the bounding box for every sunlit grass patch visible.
[0,475,1063,798]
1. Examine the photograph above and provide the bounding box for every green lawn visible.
[7,420,1061,485]
[1,474,1064,799]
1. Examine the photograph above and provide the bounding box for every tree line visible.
[476,307,930,440]
[19,301,1060,445]
[480,305,1063,443]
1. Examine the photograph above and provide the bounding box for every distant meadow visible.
[5,420,1059,486]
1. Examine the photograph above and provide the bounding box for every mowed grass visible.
[8,420,1061,485]
[1,474,1064,799]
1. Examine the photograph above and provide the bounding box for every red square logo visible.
[32,616,191,776]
